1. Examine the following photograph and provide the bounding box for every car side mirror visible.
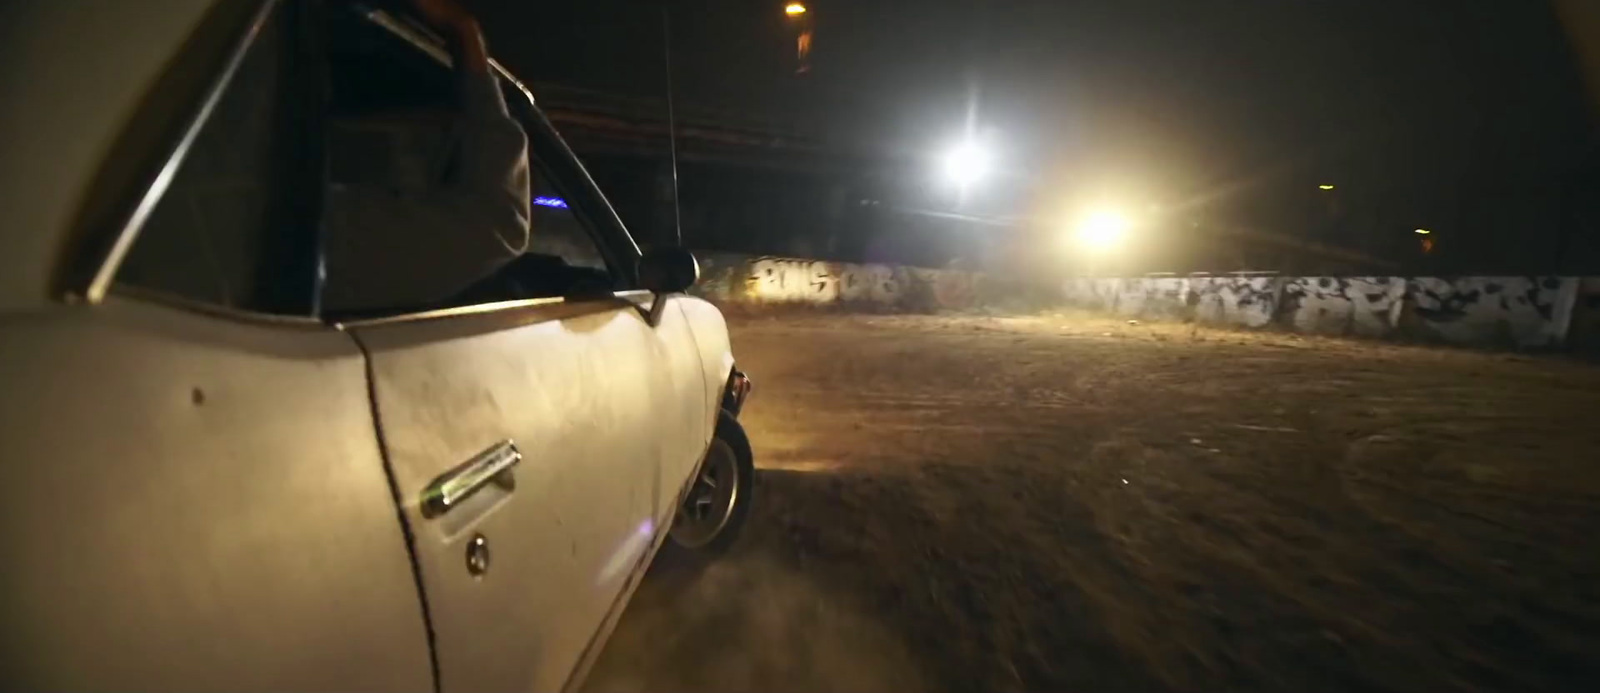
[638,246,699,294]
[638,247,699,326]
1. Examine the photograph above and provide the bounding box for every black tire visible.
[665,410,754,558]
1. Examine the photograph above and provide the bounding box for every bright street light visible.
[1073,209,1131,252]
[784,2,807,16]
[940,140,990,189]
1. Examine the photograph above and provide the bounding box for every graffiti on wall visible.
[695,252,1598,350]
[1066,275,1279,327]
[1404,276,1577,348]
[1191,276,1280,328]
[837,264,902,304]
[1281,277,1406,337]
[1139,277,1190,320]
[746,257,839,303]
[1057,272,1589,348]
[709,255,985,311]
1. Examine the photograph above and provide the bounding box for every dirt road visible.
[584,312,1600,693]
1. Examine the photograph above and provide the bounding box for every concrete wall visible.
[694,253,1042,313]
[1065,274,1585,349]
[691,252,1600,350]
[1572,278,1600,354]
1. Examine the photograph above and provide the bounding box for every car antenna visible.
[661,1,684,247]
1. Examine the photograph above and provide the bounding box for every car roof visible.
[0,0,223,313]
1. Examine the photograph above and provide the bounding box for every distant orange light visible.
[785,2,807,16]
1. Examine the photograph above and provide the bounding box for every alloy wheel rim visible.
[670,439,740,548]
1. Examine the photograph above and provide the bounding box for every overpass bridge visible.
[527,82,1402,276]
[530,83,900,175]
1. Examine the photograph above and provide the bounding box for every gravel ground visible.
[583,312,1600,693]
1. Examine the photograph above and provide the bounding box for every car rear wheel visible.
[668,411,753,555]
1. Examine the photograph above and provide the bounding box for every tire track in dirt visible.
[585,313,1600,693]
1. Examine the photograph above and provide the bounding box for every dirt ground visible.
[583,312,1600,693]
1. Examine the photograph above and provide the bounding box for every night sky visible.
[474,0,1596,273]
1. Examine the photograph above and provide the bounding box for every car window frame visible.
[346,7,647,315]
[69,0,327,321]
[113,0,326,317]
[75,0,648,329]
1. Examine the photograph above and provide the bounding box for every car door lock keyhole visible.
[466,534,490,578]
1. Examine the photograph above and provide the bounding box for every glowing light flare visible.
[533,196,568,209]
[784,2,807,15]
[1318,184,1336,191]
[1414,228,1431,235]
[940,141,990,188]
[1074,209,1132,252]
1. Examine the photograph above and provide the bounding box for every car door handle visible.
[420,440,521,518]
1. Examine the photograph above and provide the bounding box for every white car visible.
[0,1,753,690]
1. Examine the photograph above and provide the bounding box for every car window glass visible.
[323,9,617,312]
[325,9,454,190]
[528,171,608,273]
[116,4,316,314]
